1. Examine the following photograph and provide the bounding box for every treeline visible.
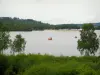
[0,17,80,31]
[0,17,100,31]
[0,17,51,31]
[96,26,100,30]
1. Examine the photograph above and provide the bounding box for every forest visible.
[0,17,100,31]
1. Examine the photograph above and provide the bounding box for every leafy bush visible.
[0,54,8,75]
[0,54,100,75]
[23,64,57,75]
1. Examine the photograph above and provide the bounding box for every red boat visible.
[48,37,52,40]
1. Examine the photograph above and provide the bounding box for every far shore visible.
[43,29,82,31]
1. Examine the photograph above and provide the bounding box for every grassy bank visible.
[0,54,100,75]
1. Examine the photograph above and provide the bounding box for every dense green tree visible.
[11,34,26,54]
[77,24,99,56]
[0,22,10,54]
[99,36,100,55]
[0,17,81,31]
[1,17,100,31]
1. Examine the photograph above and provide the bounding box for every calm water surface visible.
[8,30,100,56]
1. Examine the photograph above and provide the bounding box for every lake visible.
[6,30,100,56]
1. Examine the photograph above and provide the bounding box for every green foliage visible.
[0,54,100,75]
[0,22,26,54]
[1,17,100,31]
[82,24,95,30]
[23,64,57,75]
[77,64,96,75]
[0,22,11,53]
[11,34,26,54]
[0,17,80,31]
[0,54,8,75]
[77,23,99,56]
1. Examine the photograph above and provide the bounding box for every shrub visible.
[0,54,8,75]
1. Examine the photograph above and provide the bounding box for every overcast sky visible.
[0,0,100,24]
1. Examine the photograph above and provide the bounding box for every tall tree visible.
[77,23,99,56]
[11,34,26,54]
[0,22,10,54]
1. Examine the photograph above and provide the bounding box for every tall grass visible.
[0,54,100,75]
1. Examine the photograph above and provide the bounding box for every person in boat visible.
[75,36,77,38]
[48,37,52,40]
